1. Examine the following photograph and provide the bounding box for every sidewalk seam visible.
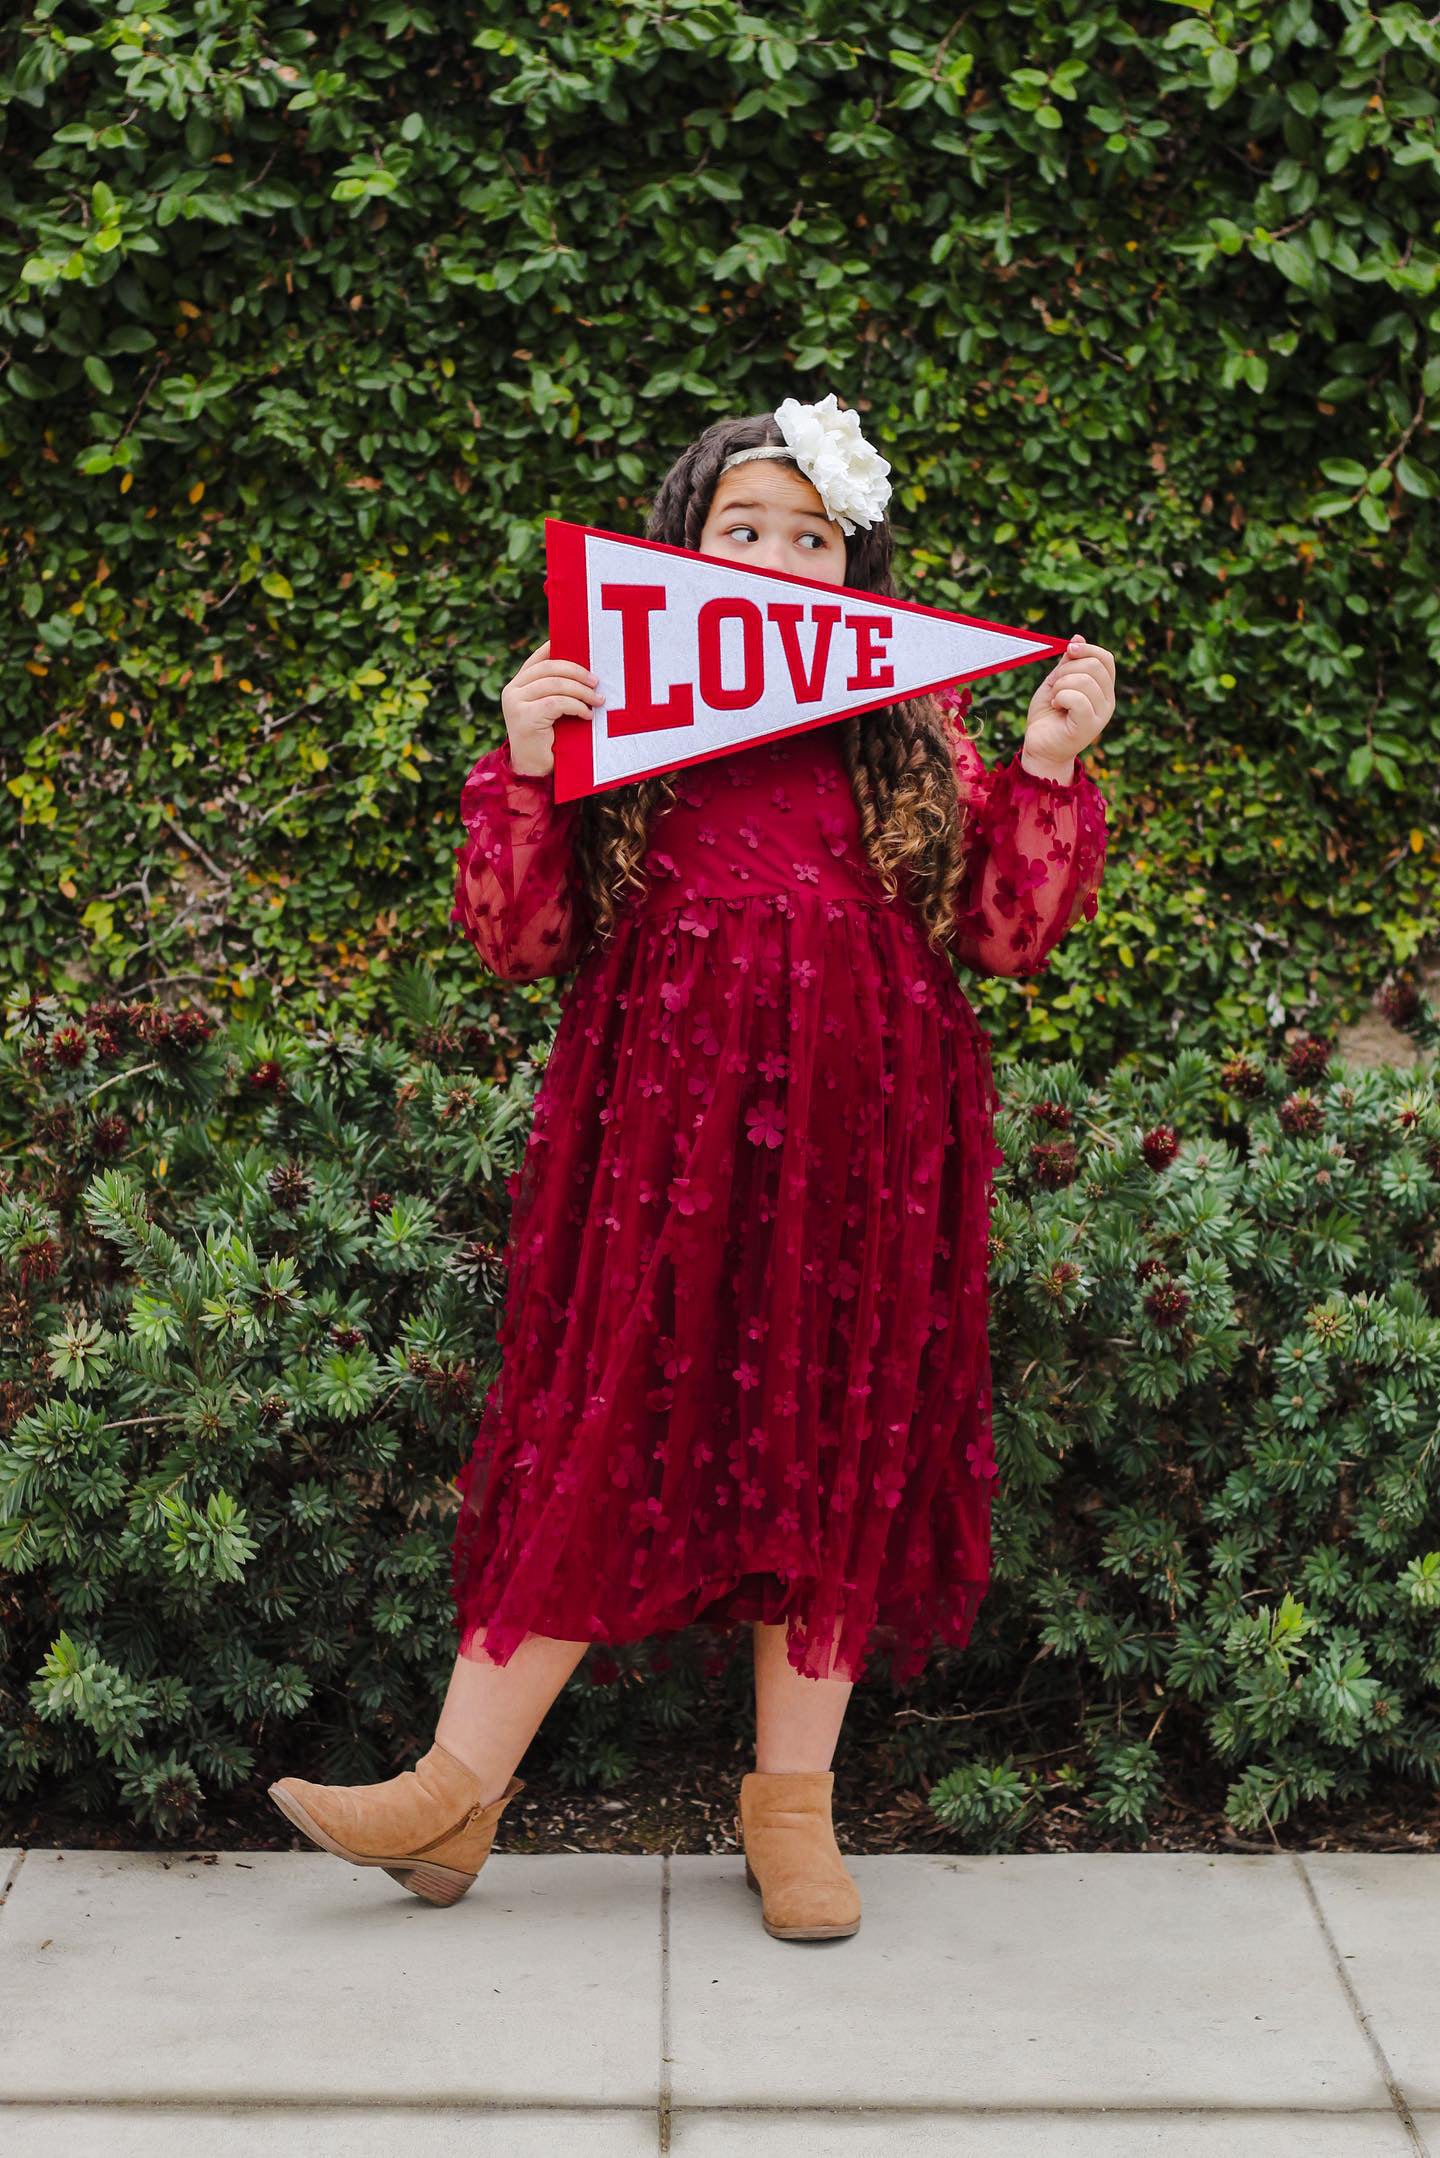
[0,2099,1424,2118]
[657,1853,672,2153]
[0,1849,25,1914]
[1293,1853,1431,2158]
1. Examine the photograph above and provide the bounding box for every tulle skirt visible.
[450,887,1004,1686]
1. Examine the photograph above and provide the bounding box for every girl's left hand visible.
[1023,634,1116,775]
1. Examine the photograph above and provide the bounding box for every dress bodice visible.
[450,698,1109,985]
[631,721,882,914]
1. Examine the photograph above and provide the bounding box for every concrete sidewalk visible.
[0,1842,1435,2155]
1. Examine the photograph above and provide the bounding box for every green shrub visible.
[922,1020,1440,1843]
[2,979,1437,1844]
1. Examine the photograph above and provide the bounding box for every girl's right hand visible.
[501,638,605,780]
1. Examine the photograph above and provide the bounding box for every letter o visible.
[697,598,764,711]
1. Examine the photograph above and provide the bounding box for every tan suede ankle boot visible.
[736,1768,862,1941]
[268,1740,524,1907]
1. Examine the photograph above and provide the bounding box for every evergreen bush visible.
[3,976,1436,1846]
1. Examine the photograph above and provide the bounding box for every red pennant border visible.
[544,517,1069,802]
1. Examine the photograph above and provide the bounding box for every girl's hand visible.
[1023,634,1116,779]
[501,638,605,779]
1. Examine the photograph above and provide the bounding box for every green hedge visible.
[3,983,1437,1845]
[2,1,1438,1074]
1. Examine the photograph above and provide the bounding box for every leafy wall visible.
[2,0,1437,1074]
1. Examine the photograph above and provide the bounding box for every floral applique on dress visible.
[449,690,1109,1684]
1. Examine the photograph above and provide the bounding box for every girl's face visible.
[697,458,848,584]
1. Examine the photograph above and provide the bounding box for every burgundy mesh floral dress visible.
[448,688,1109,1685]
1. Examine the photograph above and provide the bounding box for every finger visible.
[537,694,596,723]
[1057,650,1115,693]
[524,667,604,701]
[1052,655,1110,685]
[1052,685,1099,722]
[529,672,604,699]
[534,678,604,708]
[520,641,599,679]
[522,655,601,688]
[1050,662,1110,700]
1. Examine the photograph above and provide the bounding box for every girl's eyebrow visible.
[719,499,833,526]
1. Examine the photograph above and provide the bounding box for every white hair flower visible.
[721,392,893,535]
[774,394,892,535]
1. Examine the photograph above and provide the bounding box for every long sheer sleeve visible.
[938,687,1110,979]
[450,737,592,983]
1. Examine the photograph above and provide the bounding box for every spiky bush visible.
[2,977,1438,1845]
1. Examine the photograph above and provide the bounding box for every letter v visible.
[767,602,842,704]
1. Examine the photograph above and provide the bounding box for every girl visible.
[270,395,1115,1939]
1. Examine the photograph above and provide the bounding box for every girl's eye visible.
[726,524,826,549]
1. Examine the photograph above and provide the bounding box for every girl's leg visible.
[751,1617,854,1772]
[434,1630,591,1804]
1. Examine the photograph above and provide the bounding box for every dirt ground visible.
[8,1722,1437,1860]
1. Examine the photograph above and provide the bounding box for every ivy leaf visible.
[102,325,156,353]
[6,361,53,400]
[1207,48,1239,101]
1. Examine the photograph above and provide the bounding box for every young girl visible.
[270,395,1115,1939]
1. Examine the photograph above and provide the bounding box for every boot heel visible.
[744,1858,762,1895]
[381,1859,476,1907]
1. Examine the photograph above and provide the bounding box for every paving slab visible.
[0,1851,662,2108]
[671,2112,1424,2156]
[665,1853,1396,2113]
[0,2108,659,2158]
[0,2106,1425,2158]
[2,1844,1434,2156]
[1301,1854,1440,2108]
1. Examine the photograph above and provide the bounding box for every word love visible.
[603,582,894,736]
[543,517,1068,801]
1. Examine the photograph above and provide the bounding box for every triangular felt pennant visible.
[544,516,1070,803]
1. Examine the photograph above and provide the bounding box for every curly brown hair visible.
[569,409,980,959]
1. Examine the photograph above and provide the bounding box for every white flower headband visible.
[719,392,892,537]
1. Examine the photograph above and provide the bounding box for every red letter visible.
[601,583,694,737]
[697,597,764,711]
[767,602,842,704]
[846,611,895,691]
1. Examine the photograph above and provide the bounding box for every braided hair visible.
[570,410,976,959]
